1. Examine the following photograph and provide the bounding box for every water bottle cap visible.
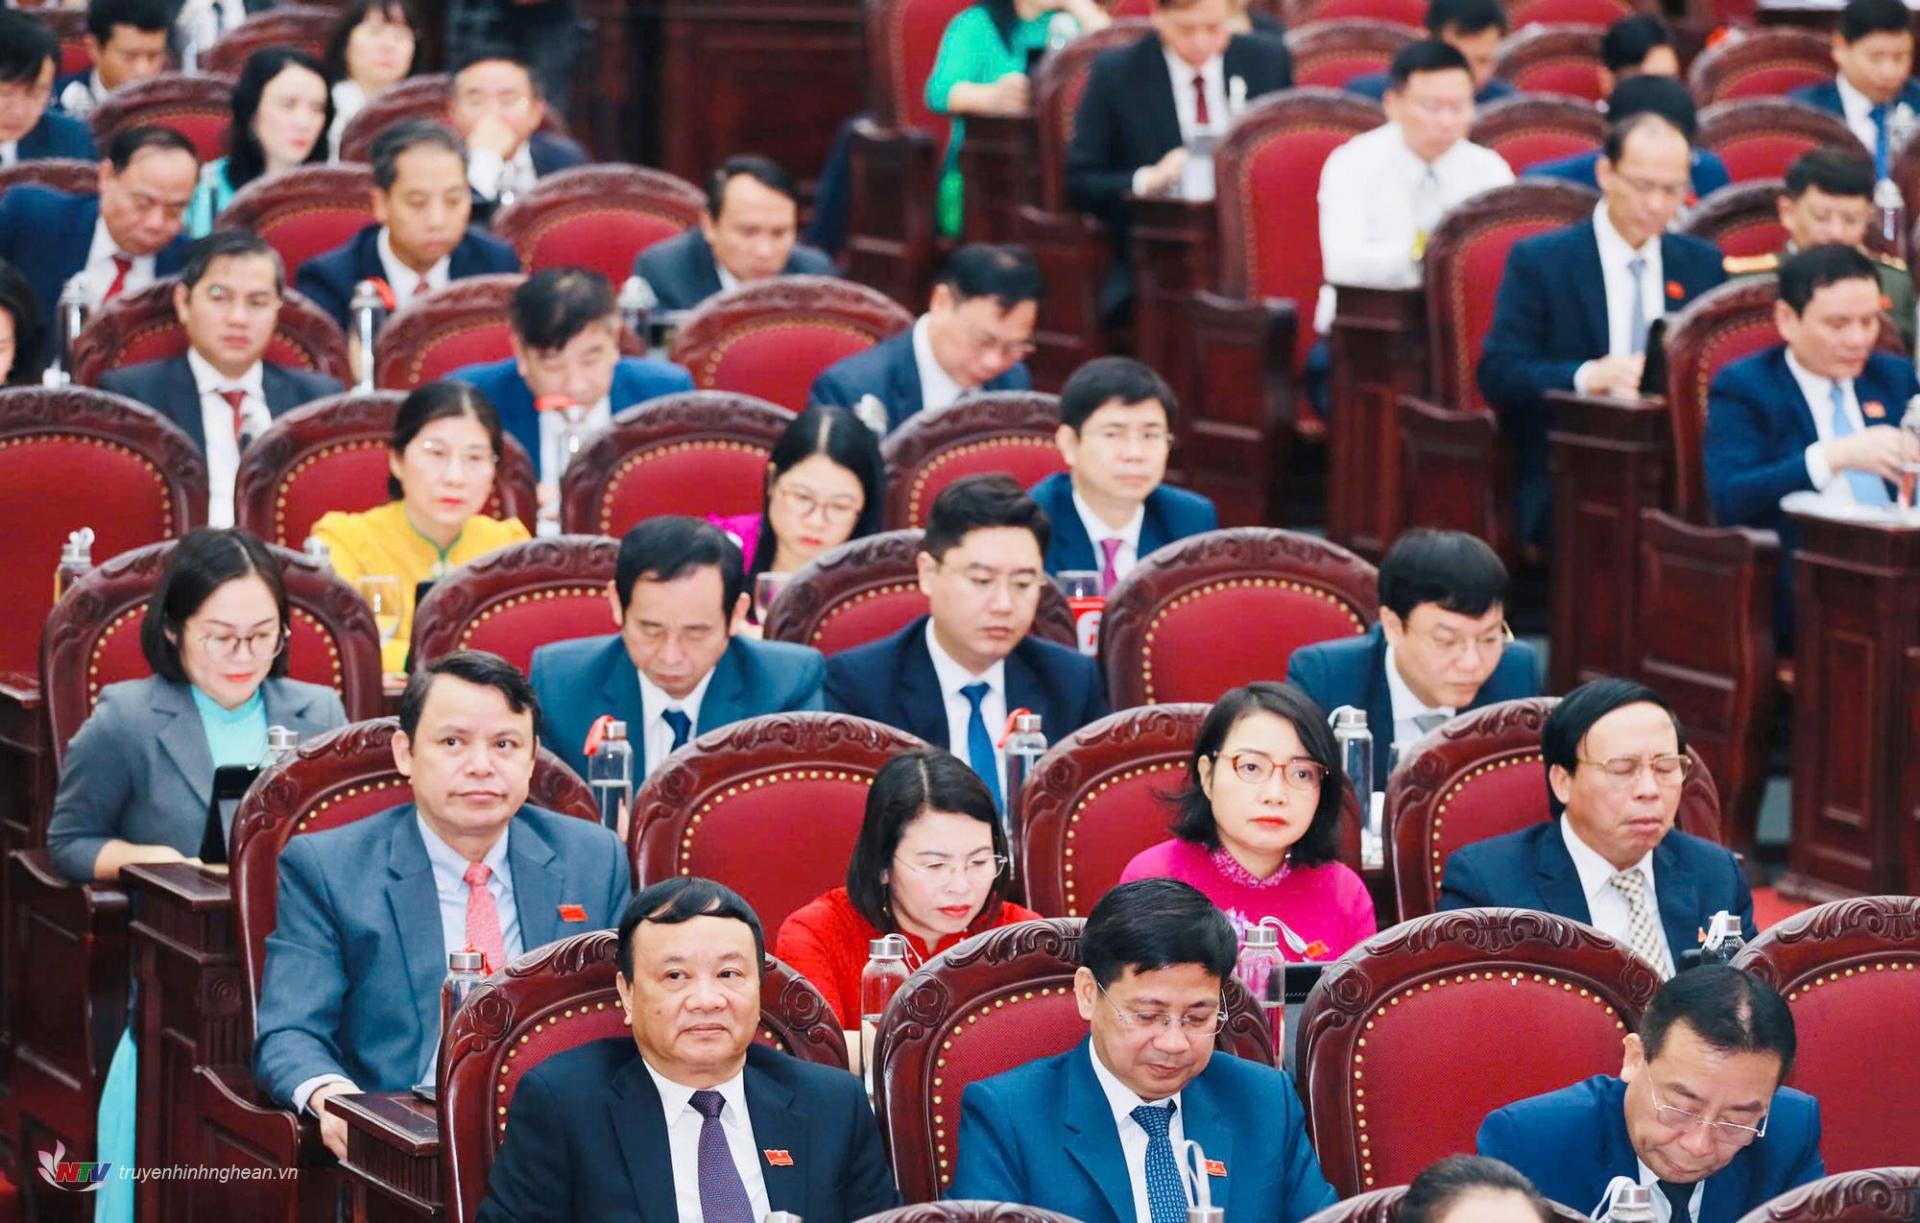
[447,949,486,972]
[266,725,300,751]
[1187,1209,1225,1223]
[869,935,906,958]
[1611,1183,1654,1212]
[1242,923,1281,948]
[605,720,627,740]
[1012,712,1043,733]
[1328,705,1368,730]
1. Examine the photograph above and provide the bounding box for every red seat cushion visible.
[522,212,686,284]
[1506,0,1628,21]
[898,439,1066,529]
[1452,221,1561,416]
[806,585,929,656]
[1504,63,1608,104]
[1714,134,1823,183]
[1238,125,1364,374]
[1303,0,1426,25]
[273,440,391,547]
[1295,54,1393,88]
[1139,583,1367,704]
[597,443,771,537]
[673,774,874,938]
[256,209,377,277]
[451,589,610,675]
[691,323,882,411]
[404,322,515,390]
[1714,218,1788,259]
[1716,65,1830,100]
[1779,969,1920,1170]
[1050,762,1187,917]
[1422,756,1547,898]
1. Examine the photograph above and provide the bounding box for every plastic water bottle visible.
[1700,911,1745,967]
[1046,10,1076,51]
[418,947,489,1091]
[859,935,910,1102]
[350,279,384,391]
[263,726,300,768]
[1606,1181,1656,1222]
[1236,920,1286,1066]
[44,274,89,387]
[587,719,633,835]
[765,1215,804,1223]
[1329,707,1378,868]
[1000,711,1046,882]
[619,275,656,347]
[1875,176,1908,259]
[52,526,94,603]
[302,536,333,571]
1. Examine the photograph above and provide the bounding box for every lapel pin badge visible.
[1864,400,1887,420]
[557,903,587,922]
[764,1149,794,1167]
[1665,279,1685,301]
[1205,1159,1228,1177]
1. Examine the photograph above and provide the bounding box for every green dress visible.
[185,156,241,239]
[925,5,1069,239]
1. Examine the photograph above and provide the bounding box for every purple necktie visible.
[1098,537,1125,595]
[689,1089,754,1223]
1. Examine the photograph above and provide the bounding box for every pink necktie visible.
[1099,537,1124,595]
[463,861,505,974]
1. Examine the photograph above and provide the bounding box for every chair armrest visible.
[1397,396,1506,549]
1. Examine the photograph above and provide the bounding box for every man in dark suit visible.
[52,0,169,120]
[948,878,1337,1221]
[295,119,520,331]
[1029,356,1217,586]
[1704,244,1919,645]
[826,474,1109,810]
[808,244,1039,432]
[479,877,899,1222]
[1523,75,1732,202]
[99,232,342,526]
[254,651,632,1161]
[1479,110,1726,547]
[0,9,98,164]
[1597,14,1680,98]
[635,155,837,313]
[1789,0,1920,181]
[1287,530,1540,793]
[530,516,826,791]
[445,48,588,223]
[1480,966,1824,1223]
[1342,0,1514,106]
[1440,678,1756,977]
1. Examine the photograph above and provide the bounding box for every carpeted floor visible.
[1753,887,1812,931]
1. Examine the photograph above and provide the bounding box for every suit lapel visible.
[1137,490,1170,561]
[1144,38,1185,158]
[1180,1072,1233,1217]
[889,334,924,425]
[699,641,749,735]
[690,233,724,303]
[1574,223,1611,356]
[898,627,953,748]
[743,1054,808,1214]
[1532,824,1594,923]
[1774,349,1821,454]
[1651,835,1704,963]
[383,810,450,1079]
[608,1056,679,1223]
[1004,644,1050,739]
[163,357,208,453]
[1045,478,1097,572]
[1063,1042,1137,1223]
[355,227,385,284]
[151,680,215,809]
[1363,629,1394,792]
[260,364,301,418]
[258,678,315,730]
[506,814,561,954]
[597,641,648,768]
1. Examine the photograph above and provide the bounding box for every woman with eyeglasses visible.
[714,407,885,599]
[776,748,1041,1031]
[1119,681,1376,958]
[312,381,530,672]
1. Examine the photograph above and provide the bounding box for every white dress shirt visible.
[1836,73,1915,166]
[1636,1159,1703,1223]
[537,394,611,485]
[1575,203,1665,394]
[1071,483,1145,584]
[1784,347,1878,506]
[57,71,107,119]
[1560,815,1673,970]
[1314,122,1514,333]
[376,226,451,309]
[468,142,538,203]
[925,620,1008,797]
[1382,642,1456,759]
[642,1058,772,1223]
[911,314,967,416]
[0,141,15,167]
[1129,51,1229,196]
[82,217,156,309]
[329,80,368,161]
[186,348,271,528]
[636,664,714,779]
[1088,1040,1187,1223]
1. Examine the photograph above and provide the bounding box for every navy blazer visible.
[807,328,1032,432]
[1439,821,1757,960]
[450,355,695,480]
[1028,470,1218,576]
[1524,147,1732,200]
[1285,623,1542,791]
[479,1039,899,1223]
[1479,1075,1825,1223]
[253,803,631,1106]
[98,355,343,453]
[633,228,838,313]
[293,223,521,330]
[0,186,190,322]
[529,632,827,781]
[1344,72,1513,105]
[823,614,1109,749]
[947,1036,1337,1223]
[1790,78,1920,141]
[16,107,96,160]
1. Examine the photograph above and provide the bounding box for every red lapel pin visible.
[1864,401,1887,420]
[764,1150,794,1167]
[1665,280,1685,301]
[1205,1159,1228,1177]
[557,904,587,922]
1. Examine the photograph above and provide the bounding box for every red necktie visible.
[219,389,248,447]
[1193,73,1210,127]
[463,862,506,974]
[103,254,133,304]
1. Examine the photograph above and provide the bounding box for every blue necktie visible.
[1626,255,1648,356]
[1871,103,1892,181]
[1829,382,1894,506]
[661,708,693,753]
[1131,1102,1186,1223]
[960,681,1003,811]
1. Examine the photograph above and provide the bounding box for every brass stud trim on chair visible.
[1140,578,1365,704]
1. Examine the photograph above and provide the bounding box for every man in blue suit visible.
[1479,110,1726,547]
[530,516,826,787]
[295,119,520,331]
[1343,0,1514,106]
[1480,966,1824,1222]
[809,243,1039,432]
[1524,75,1732,202]
[825,475,1109,809]
[0,10,97,164]
[634,155,837,312]
[479,878,899,1222]
[1030,356,1217,586]
[1789,0,1920,180]
[51,0,169,120]
[254,651,632,1161]
[445,49,588,223]
[948,878,1337,1221]
[1287,529,1540,793]
[1704,244,1919,646]
[1441,679,1755,978]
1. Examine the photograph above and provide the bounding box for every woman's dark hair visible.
[226,47,333,190]
[323,0,420,83]
[1082,878,1236,989]
[0,258,46,386]
[617,877,765,978]
[1401,1156,1553,1223]
[387,381,505,499]
[748,407,886,582]
[845,749,1010,933]
[140,528,291,683]
[1170,681,1344,869]
[977,0,1022,51]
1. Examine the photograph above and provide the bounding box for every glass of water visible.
[357,574,404,645]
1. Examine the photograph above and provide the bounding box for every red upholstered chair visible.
[0,157,100,196]
[202,5,336,74]
[492,164,706,285]
[409,535,618,674]
[1098,527,1378,708]
[1301,1189,1592,1223]
[1281,0,1426,27]
[873,916,1275,1203]
[858,1207,1090,1223]
[1733,1169,1920,1223]
[630,712,928,938]
[1491,25,1610,103]
[558,391,793,537]
[1686,27,1835,106]
[1505,0,1630,23]
[441,930,846,1223]
[880,391,1068,529]
[1697,100,1859,185]
[336,74,576,165]
[1385,697,1725,920]
[1469,94,1606,173]
[1284,20,1417,89]
[668,276,914,410]
[1681,180,1789,259]
[42,8,92,78]
[761,529,1079,655]
[89,72,236,161]
[1733,897,1920,1173]
[69,278,352,387]
[373,274,524,391]
[215,164,378,274]
[234,391,541,544]
[1663,277,1791,522]
[1297,908,1663,1197]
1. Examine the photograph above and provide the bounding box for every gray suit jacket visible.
[45,676,347,884]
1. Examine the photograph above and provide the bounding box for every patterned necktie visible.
[1192,73,1210,127]
[1626,255,1649,356]
[661,708,692,753]
[689,1089,755,1223]
[960,681,1003,811]
[1098,537,1124,595]
[1608,869,1674,979]
[1871,102,1892,181]
[462,861,505,974]
[1829,382,1894,507]
[1130,1102,1187,1223]
[219,389,250,450]
[1657,1178,1694,1222]
[103,253,133,304]
[1413,711,1449,735]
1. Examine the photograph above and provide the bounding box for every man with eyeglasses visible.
[825,474,1108,809]
[444,49,586,223]
[1479,966,1824,1222]
[948,877,1337,1221]
[1439,678,1755,978]
[809,244,1041,433]
[1288,529,1539,792]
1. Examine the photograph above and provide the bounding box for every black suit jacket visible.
[1067,32,1292,231]
[477,1039,899,1223]
[633,228,839,312]
[293,223,522,329]
[97,356,342,452]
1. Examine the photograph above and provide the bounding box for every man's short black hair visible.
[450,45,541,95]
[1603,107,1691,165]
[1388,39,1472,91]
[1840,0,1912,43]
[1403,1156,1553,1223]
[1640,965,1797,1084]
[1059,356,1177,432]
[706,155,799,218]
[1541,678,1687,818]
[932,244,1044,311]
[617,877,765,979]
[1081,878,1237,990]
[106,125,200,172]
[179,230,286,295]
[1427,0,1506,38]
[1379,529,1509,621]
[921,473,1050,562]
[1779,242,1879,314]
[1784,148,1877,203]
[88,0,170,43]
[1601,14,1674,73]
[0,10,58,87]
[613,515,747,618]
[370,119,465,191]
[510,267,617,353]
[397,649,540,741]
[1604,75,1698,146]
